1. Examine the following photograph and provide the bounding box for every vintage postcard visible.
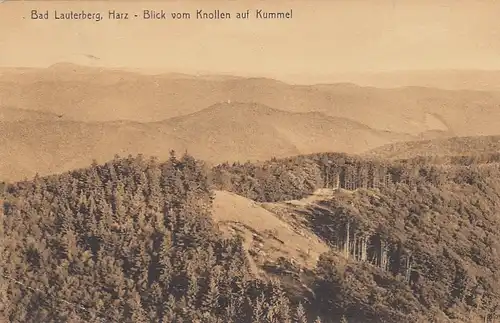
[1,1,500,322]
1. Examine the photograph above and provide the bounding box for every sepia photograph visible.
[1,1,500,322]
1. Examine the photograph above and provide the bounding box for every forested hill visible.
[2,151,500,322]
[1,153,307,323]
[365,135,500,160]
[210,152,500,322]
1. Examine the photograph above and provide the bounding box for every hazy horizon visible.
[5,62,500,89]
[2,0,500,84]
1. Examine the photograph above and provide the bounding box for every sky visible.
[1,0,500,80]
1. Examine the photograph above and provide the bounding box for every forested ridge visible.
[2,151,500,322]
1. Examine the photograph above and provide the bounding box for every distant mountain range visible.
[0,102,415,181]
[2,63,500,181]
[322,69,500,92]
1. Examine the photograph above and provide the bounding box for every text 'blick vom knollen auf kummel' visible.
[28,8,294,22]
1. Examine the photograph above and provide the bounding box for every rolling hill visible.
[3,63,500,185]
[333,69,500,92]
[0,102,413,182]
[3,64,500,137]
[365,135,500,160]
[157,102,415,160]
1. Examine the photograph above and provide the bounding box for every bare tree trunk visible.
[361,236,368,262]
[345,220,350,259]
[383,243,390,271]
[385,173,392,187]
[353,232,357,260]
[405,255,412,283]
[380,240,386,270]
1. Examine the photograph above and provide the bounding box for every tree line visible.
[2,151,500,322]
[1,152,333,323]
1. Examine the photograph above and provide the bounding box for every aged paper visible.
[1,2,500,322]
